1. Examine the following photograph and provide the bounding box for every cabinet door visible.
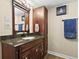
[32,44,41,59]
[21,50,32,59]
[33,6,48,34]
[33,7,45,33]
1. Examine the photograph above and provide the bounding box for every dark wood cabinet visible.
[2,38,47,59]
[33,6,48,57]
[33,6,48,35]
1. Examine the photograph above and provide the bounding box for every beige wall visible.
[0,0,12,59]
[0,0,12,36]
[48,0,78,58]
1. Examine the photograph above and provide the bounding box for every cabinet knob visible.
[25,57,28,59]
[36,49,38,52]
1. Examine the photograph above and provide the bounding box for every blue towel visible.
[64,18,77,39]
[18,24,23,32]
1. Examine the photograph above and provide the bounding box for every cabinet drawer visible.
[20,50,32,59]
[19,39,43,53]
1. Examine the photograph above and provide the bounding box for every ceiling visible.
[27,0,77,8]
[15,7,24,16]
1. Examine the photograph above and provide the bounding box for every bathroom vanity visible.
[2,35,48,59]
[1,0,48,59]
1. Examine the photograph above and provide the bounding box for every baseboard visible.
[48,51,77,59]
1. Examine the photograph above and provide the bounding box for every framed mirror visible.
[12,0,30,35]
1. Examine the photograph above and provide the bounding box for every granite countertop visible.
[1,35,44,47]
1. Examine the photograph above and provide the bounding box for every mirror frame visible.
[12,0,30,36]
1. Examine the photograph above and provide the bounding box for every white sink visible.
[22,37,35,40]
[17,40,23,43]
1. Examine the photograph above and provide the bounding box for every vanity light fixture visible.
[18,0,31,8]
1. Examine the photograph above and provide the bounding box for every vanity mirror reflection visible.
[12,0,30,35]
